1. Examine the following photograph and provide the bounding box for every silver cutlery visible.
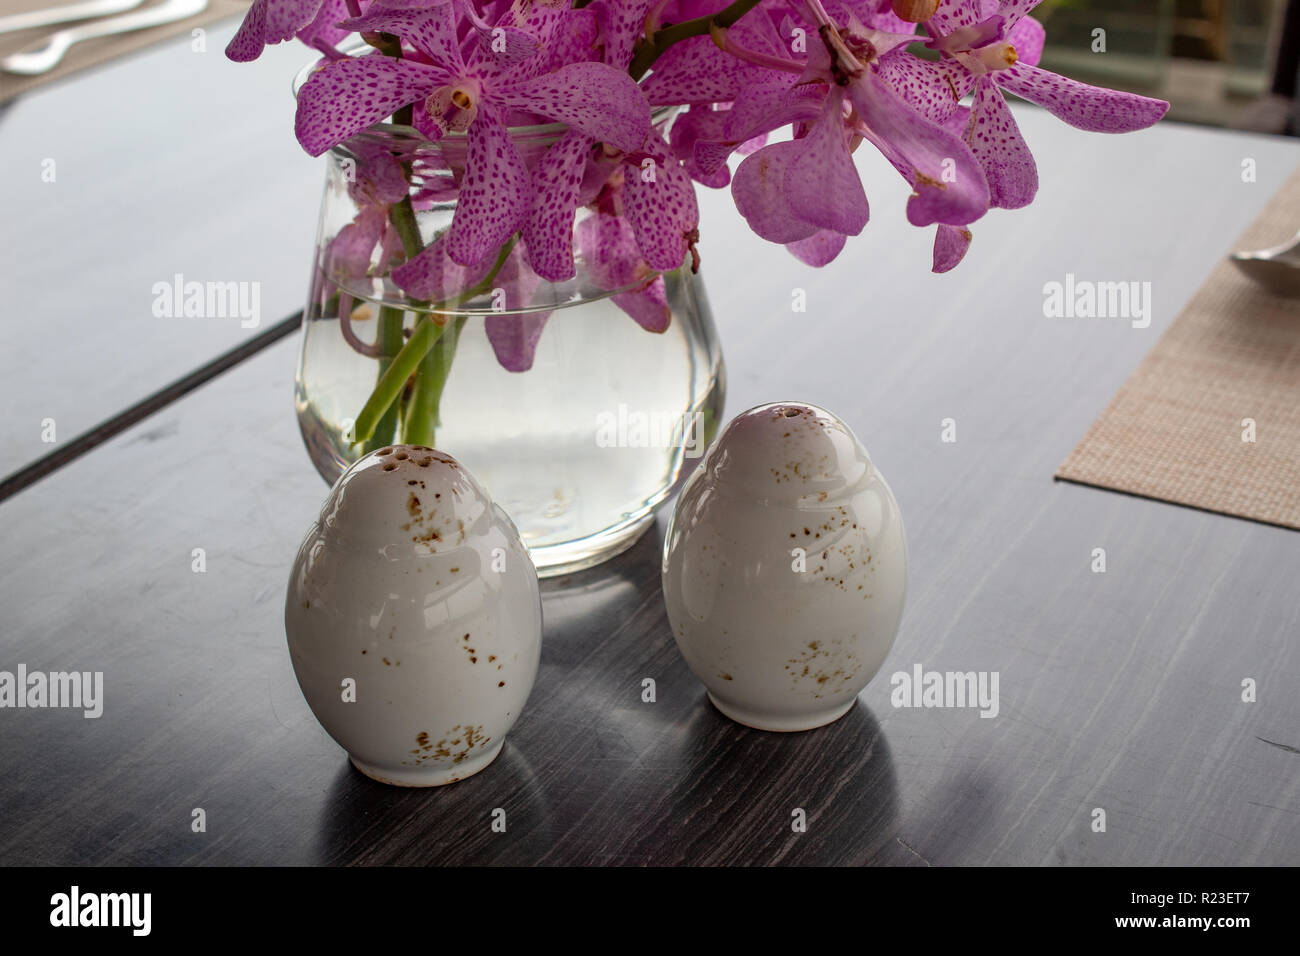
[1230,230,1300,297]
[2,0,207,75]
[0,0,144,35]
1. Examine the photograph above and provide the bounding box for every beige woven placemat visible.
[0,0,247,104]
[1056,163,1300,530]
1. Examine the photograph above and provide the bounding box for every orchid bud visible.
[891,0,941,22]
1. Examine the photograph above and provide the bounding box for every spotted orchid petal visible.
[996,64,1169,132]
[475,0,570,80]
[873,51,972,124]
[941,102,972,137]
[576,211,641,290]
[641,36,779,106]
[925,0,985,36]
[932,224,973,272]
[534,5,601,71]
[225,1,267,62]
[577,148,622,206]
[623,133,701,271]
[452,0,540,69]
[692,139,736,180]
[348,142,410,205]
[326,204,387,281]
[785,94,870,237]
[723,75,824,143]
[786,229,848,267]
[998,0,1046,29]
[672,0,735,18]
[848,72,989,227]
[411,105,445,142]
[575,209,672,330]
[967,77,1037,208]
[612,278,671,333]
[482,244,552,371]
[476,25,542,68]
[523,128,594,281]
[227,0,322,62]
[485,311,552,371]
[494,61,650,152]
[693,74,821,180]
[295,55,448,156]
[670,107,732,188]
[391,234,495,302]
[340,1,465,72]
[411,172,460,208]
[296,0,361,51]
[442,106,532,266]
[732,141,822,244]
[740,3,799,57]
[490,240,542,309]
[594,0,656,69]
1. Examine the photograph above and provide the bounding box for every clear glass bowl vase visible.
[293,119,725,576]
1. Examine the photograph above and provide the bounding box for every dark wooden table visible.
[1,19,1298,866]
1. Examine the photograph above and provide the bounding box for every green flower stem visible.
[360,304,409,453]
[404,316,465,447]
[355,315,447,445]
[364,32,402,58]
[389,194,423,260]
[349,83,514,452]
[356,146,426,452]
[628,0,763,80]
[351,238,518,445]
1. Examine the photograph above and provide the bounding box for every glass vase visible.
[292,119,725,577]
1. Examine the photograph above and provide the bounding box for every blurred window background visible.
[1034,0,1298,135]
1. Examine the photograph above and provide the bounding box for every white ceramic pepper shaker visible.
[285,444,542,786]
[662,402,907,731]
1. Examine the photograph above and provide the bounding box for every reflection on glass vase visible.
[293,120,725,577]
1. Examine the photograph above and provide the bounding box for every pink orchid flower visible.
[879,0,1168,269]
[294,0,651,272]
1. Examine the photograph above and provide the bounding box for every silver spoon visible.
[1230,230,1300,297]
[1,0,207,75]
[0,0,145,35]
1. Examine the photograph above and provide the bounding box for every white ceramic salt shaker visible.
[285,444,542,786]
[662,402,907,731]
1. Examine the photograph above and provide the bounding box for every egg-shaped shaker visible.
[285,444,542,786]
[662,403,907,731]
